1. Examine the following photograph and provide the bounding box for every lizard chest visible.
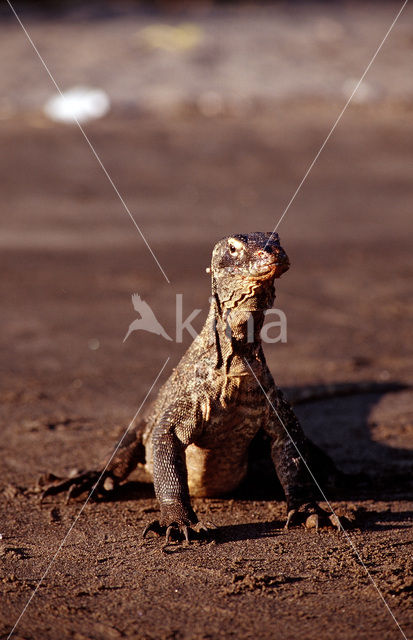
[185,375,265,497]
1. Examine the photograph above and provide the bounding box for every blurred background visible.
[1,1,412,392]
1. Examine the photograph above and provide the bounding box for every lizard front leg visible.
[144,397,210,543]
[264,386,341,531]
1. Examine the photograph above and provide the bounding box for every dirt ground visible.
[1,5,413,640]
[1,103,412,640]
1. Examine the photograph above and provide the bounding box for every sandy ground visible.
[1,4,413,640]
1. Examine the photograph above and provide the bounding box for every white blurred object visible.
[43,87,110,124]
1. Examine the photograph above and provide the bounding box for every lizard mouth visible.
[249,255,290,280]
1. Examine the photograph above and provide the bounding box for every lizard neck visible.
[204,278,275,374]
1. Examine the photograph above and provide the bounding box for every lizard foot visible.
[143,519,213,544]
[39,469,112,503]
[285,502,342,533]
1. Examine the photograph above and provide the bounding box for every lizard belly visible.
[185,443,248,497]
[186,409,262,497]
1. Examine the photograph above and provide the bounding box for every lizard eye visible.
[227,237,245,256]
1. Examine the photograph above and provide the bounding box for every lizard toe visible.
[165,525,175,544]
[305,513,319,532]
[143,519,213,544]
[285,503,345,532]
[143,520,164,538]
[40,469,108,503]
[284,508,297,530]
[182,525,190,544]
[194,521,214,534]
[329,513,342,531]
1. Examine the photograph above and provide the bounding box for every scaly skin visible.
[42,232,342,540]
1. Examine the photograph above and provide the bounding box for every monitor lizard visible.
[42,232,345,542]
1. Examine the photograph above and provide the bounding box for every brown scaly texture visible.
[42,232,342,540]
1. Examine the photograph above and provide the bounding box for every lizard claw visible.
[328,513,342,531]
[182,525,190,544]
[164,524,191,545]
[165,525,174,543]
[143,520,164,538]
[285,503,343,532]
[39,469,109,503]
[194,521,211,534]
[285,508,295,530]
[143,519,213,544]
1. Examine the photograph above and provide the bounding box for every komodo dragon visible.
[43,232,344,541]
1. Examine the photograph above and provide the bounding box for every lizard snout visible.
[250,246,290,278]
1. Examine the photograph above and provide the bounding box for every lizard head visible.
[206,233,289,349]
[209,232,289,285]
[207,232,289,344]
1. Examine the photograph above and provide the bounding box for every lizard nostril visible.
[258,249,278,258]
